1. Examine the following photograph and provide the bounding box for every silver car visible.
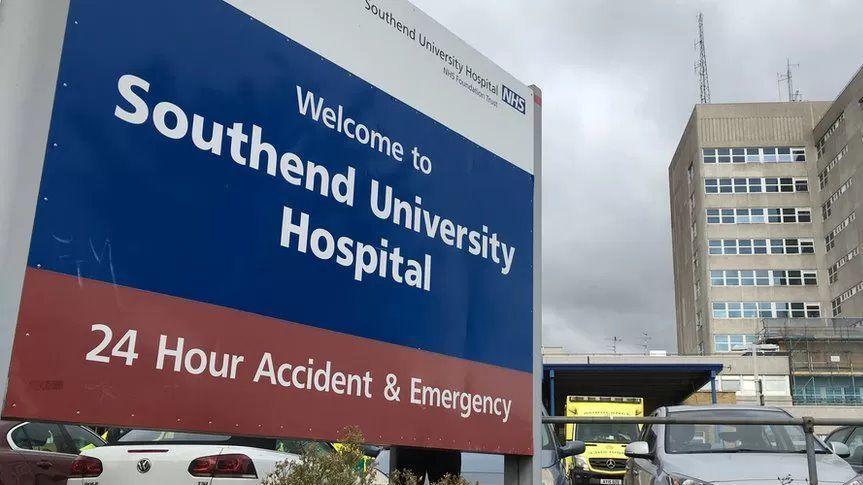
[624,406,862,485]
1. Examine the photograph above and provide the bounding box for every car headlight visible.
[844,476,863,485]
[667,473,711,485]
[574,455,589,469]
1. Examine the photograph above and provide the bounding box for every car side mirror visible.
[559,440,586,459]
[361,444,382,458]
[828,441,851,459]
[625,441,653,460]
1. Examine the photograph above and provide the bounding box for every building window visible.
[702,147,805,164]
[707,238,814,255]
[822,177,853,220]
[710,269,817,287]
[712,301,820,319]
[706,208,811,224]
[816,112,845,159]
[705,177,808,194]
[818,144,848,188]
[829,246,860,284]
[832,281,863,316]
[825,211,856,251]
[713,334,758,353]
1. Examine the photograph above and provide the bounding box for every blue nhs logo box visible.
[501,84,526,114]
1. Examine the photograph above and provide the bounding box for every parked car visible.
[67,429,387,484]
[624,406,860,485]
[0,420,105,483]
[826,426,863,473]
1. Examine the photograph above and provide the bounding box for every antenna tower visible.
[778,59,802,102]
[695,12,711,104]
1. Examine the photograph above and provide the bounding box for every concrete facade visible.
[813,67,863,318]
[670,102,831,355]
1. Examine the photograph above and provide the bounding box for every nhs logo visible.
[501,84,526,114]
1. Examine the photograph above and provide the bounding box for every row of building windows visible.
[713,334,758,353]
[707,238,814,255]
[702,147,806,164]
[816,111,845,158]
[832,281,863,316]
[825,211,856,251]
[706,207,811,224]
[829,247,859,284]
[705,177,808,194]
[712,301,820,319]
[710,269,817,287]
[818,145,848,189]
[822,177,853,220]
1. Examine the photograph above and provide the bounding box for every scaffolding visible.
[759,317,863,405]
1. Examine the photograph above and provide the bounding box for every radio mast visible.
[695,12,711,104]
[778,59,802,102]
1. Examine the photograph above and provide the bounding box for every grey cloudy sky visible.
[410,0,863,354]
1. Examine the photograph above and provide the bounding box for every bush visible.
[390,470,476,485]
[262,427,476,485]
[262,427,379,485]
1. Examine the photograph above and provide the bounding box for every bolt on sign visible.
[0,0,538,455]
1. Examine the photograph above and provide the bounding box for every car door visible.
[628,423,659,485]
[8,422,76,484]
[844,427,863,473]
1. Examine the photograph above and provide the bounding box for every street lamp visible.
[732,343,780,406]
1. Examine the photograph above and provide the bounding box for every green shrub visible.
[262,427,476,485]
[262,427,378,485]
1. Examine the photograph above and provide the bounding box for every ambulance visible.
[564,396,643,485]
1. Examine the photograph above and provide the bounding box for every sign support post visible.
[504,84,542,485]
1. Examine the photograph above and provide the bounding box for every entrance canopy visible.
[543,360,723,416]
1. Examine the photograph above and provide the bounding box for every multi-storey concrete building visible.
[671,64,863,358]
[671,101,830,355]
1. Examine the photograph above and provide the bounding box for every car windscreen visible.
[665,409,826,454]
[575,423,640,444]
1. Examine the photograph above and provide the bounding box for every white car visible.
[67,429,387,484]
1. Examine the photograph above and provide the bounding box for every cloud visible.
[411,0,863,354]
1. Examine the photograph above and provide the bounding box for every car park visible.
[67,429,388,484]
[624,406,860,485]
[826,426,863,473]
[0,420,105,483]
